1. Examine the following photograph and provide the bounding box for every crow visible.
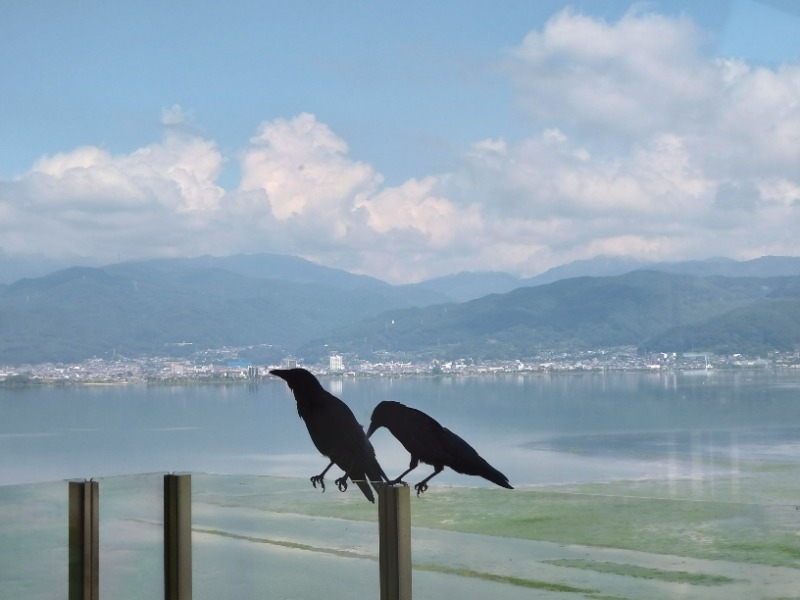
[366,400,513,496]
[270,368,387,503]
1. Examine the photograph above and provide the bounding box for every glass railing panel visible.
[96,472,165,599]
[186,471,798,599]
[0,480,67,600]
[1,470,796,599]
[191,473,381,599]
[405,475,800,599]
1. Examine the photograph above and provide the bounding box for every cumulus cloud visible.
[161,104,189,127]
[239,113,379,223]
[0,128,226,260]
[475,6,800,272]
[234,114,487,281]
[1,9,799,281]
[505,7,717,137]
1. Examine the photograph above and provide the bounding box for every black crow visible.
[366,400,513,496]
[270,368,387,502]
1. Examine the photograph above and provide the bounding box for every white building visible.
[329,353,344,372]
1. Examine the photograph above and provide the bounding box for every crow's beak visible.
[270,369,287,380]
[366,421,378,438]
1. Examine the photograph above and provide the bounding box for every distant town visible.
[1,346,799,384]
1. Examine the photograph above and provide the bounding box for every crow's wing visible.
[311,391,386,499]
[386,405,451,466]
[439,427,512,488]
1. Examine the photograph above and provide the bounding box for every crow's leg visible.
[388,457,420,486]
[310,461,335,492]
[414,465,443,496]
[334,475,349,492]
[332,459,356,493]
[333,457,361,493]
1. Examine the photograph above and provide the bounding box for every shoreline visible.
[1,364,797,388]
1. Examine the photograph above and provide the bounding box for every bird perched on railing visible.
[366,400,513,496]
[270,368,387,503]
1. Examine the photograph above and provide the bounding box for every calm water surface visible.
[1,370,799,488]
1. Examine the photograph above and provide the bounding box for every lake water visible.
[2,369,800,491]
[3,369,800,600]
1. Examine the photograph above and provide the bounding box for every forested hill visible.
[302,271,800,360]
[0,257,445,365]
[2,254,800,365]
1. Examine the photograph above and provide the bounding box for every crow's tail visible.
[352,474,376,503]
[482,464,513,489]
[348,463,388,503]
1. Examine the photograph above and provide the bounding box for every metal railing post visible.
[69,479,99,600]
[378,484,412,600]
[164,473,192,600]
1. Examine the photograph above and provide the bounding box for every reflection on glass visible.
[2,371,799,598]
[0,480,66,600]
[0,469,798,599]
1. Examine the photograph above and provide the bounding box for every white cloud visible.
[1,9,799,282]
[235,115,487,281]
[161,104,189,127]
[239,113,379,222]
[25,132,225,214]
[705,61,800,176]
[1,130,226,260]
[469,7,800,274]
[505,7,716,137]
[358,177,482,245]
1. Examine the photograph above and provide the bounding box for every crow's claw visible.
[335,476,348,492]
[310,475,326,492]
[414,482,429,496]
[387,478,408,486]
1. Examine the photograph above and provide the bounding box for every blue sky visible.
[1,1,800,282]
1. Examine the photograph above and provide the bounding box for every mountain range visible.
[1,253,799,365]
